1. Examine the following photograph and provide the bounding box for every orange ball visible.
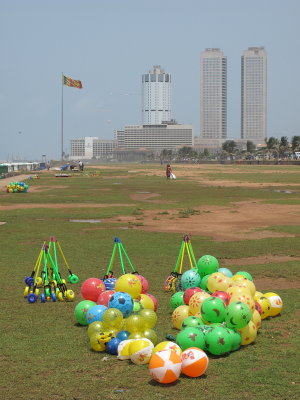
[149,350,182,384]
[181,347,209,377]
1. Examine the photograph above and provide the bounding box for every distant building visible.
[115,122,194,152]
[241,47,267,145]
[142,65,171,125]
[200,48,227,140]
[70,137,117,160]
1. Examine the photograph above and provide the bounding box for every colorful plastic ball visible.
[74,300,96,326]
[251,309,262,330]
[176,327,205,351]
[143,328,158,345]
[255,300,263,315]
[149,350,182,384]
[170,291,185,310]
[130,339,154,365]
[96,290,115,306]
[181,347,209,377]
[124,314,146,333]
[235,271,253,281]
[189,291,211,315]
[103,277,116,291]
[218,267,233,278]
[128,332,144,340]
[201,297,226,324]
[139,309,157,329]
[86,304,107,325]
[181,316,204,329]
[172,305,190,329]
[108,291,134,317]
[117,339,136,360]
[226,328,242,351]
[229,293,255,314]
[200,275,210,291]
[136,274,149,294]
[102,308,123,330]
[81,278,105,302]
[235,279,256,297]
[225,301,252,329]
[238,320,257,345]
[181,269,201,290]
[255,296,271,320]
[254,291,264,300]
[137,293,155,310]
[226,285,251,298]
[153,341,182,356]
[146,293,158,311]
[106,337,122,355]
[207,272,232,292]
[133,300,142,313]
[116,330,130,341]
[183,287,203,305]
[205,326,232,355]
[197,255,219,278]
[211,290,230,306]
[90,333,106,352]
[264,292,283,317]
[87,321,104,337]
[114,273,142,299]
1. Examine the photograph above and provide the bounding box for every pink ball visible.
[96,290,115,306]
[81,278,105,302]
[183,287,203,305]
[211,290,230,306]
[146,293,158,311]
[136,274,149,294]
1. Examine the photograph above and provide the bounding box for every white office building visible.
[241,47,267,144]
[142,65,171,125]
[70,137,117,160]
[200,48,227,140]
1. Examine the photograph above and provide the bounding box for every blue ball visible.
[108,291,133,317]
[105,337,121,355]
[86,304,107,325]
[104,278,116,290]
[116,330,131,341]
[218,267,233,278]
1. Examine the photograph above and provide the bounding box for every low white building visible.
[70,137,117,160]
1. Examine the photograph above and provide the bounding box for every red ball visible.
[146,293,158,311]
[80,278,105,302]
[136,274,149,294]
[96,290,115,306]
[183,287,203,305]
[211,290,230,306]
[255,300,263,315]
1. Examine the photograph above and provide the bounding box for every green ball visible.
[226,328,242,351]
[235,271,253,281]
[205,326,232,355]
[74,300,96,325]
[176,327,205,351]
[201,297,226,323]
[225,301,252,330]
[200,274,210,291]
[170,291,185,310]
[181,316,204,330]
[197,255,219,278]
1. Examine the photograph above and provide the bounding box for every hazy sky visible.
[1,0,299,161]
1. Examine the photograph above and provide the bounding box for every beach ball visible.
[225,301,252,329]
[251,309,262,330]
[211,290,230,306]
[81,278,105,302]
[153,341,182,356]
[172,305,190,329]
[181,269,201,290]
[183,287,203,305]
[136,274,149,294]
[170,291,185,310]
[106,337,121,355]
[181,348,209,377]
[124,314,146,333]
[149,350,182,384]
[181,316,204,329]
[102,308,123,330]
[90,333,106,352]
[205,326,232,356]
[87,321,104,337]
[143,328,158,345]
[86,304,107,325]
[197,255,219,278]
[255,296,271,320]
[108,292,134,317]
[139,309,157,329]
[116,330,130,341]
[74,300,96,326]
[201,297,226,324]
[117,339,136,360]
[114,273,142,299]
[218,267,233,278]
[235,271,253,281]
[189,291,211,315]
[96,290,115,306]
[238,320,257,345]
[103,277,116,291]
[137,293,155,310]
[264,292,283,317]
[176,327,205,351]
[146,293,158,311]
[130,339,154,365]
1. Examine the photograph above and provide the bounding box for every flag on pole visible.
[63,75,83,89]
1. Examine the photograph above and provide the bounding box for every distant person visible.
[79,161,84,171]
[166,164,172,179]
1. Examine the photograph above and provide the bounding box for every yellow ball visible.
[128,332,144,340]
[139,309,157,329]
[90,333,106,352]
[256,296,271,320]
[235,280,256,297]
[264,292,283,317]
[226,285,251,298]
[87,321,104,337]
[114,273,142,299]
[153,341,182,356]
[66,289,75,301]
[188,292,211,315]
[143,328,158,345]
[137,294,155,310]
[251,309,262,330]
[102,308,123,330]
[124,314,146,333]
[232,274,248,283]
[117,339,136,360]
[238,320,257,345]
[172,305,190,329]
[229,293,255,314]
[254,291,264,300]
[207,273,232,292]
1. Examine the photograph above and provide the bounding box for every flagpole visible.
[61,72,64,161]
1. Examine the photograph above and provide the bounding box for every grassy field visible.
[0,164,299,400]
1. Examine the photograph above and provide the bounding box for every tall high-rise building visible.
[200,48,227,140]
[241,47,267,144]
[142,65,171,125]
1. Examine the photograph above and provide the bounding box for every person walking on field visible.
[166,164,172,179]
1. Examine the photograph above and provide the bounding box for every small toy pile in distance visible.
[6,181,29,193]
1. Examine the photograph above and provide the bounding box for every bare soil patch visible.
[220,255,300,266]
[255,277,300,290]
[130,192,173,204]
